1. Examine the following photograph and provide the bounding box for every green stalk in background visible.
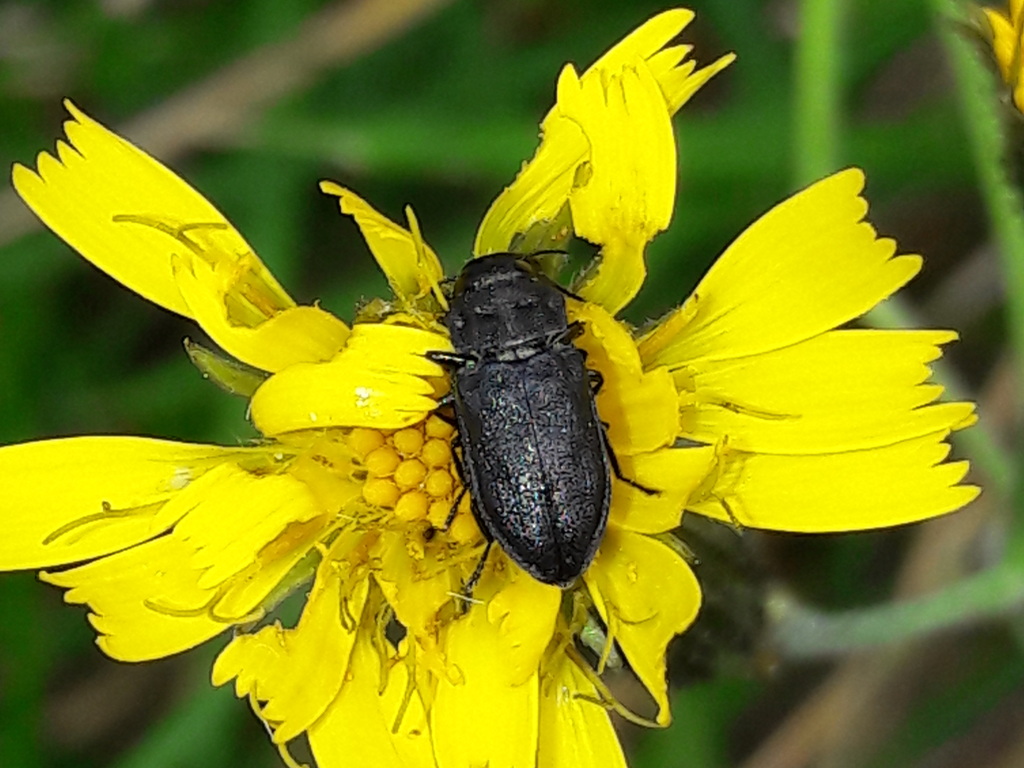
[931,0,1024,554]
[794,0,846,185]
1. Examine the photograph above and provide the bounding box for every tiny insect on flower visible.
[1,7,977,768]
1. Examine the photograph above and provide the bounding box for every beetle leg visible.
[447,438,466,478]
[602,426,659,496]
[460,540,493,605]
[550,320,585,345]
[587,368,604,395]
[425,349,475,368]
[442,485,468,531]
[441,441,475,531]
[432,397,458,427]
[524,253,586,302]
[553,284,586,302]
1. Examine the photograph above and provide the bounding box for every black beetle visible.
[428,253,610,587]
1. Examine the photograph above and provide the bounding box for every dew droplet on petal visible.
[169,467,192,491]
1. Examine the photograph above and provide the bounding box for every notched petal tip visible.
[568,62,678,314]
[15,101,292,323]
[214,559,368,745]
[42,534,228,662]
[692,430,980,533]
[675,329,978,455]
[644,167,919,366]
[10,161,38,191]
[474,6,727,268]
[320,180,445,311]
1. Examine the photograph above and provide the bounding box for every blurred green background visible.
[0,0,1016,766]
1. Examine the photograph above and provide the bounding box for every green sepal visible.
[184,339,268,397]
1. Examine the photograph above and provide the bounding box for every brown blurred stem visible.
[0,0,453,248]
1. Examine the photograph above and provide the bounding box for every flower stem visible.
[787,0,1020,662]
[769,562,1024,659]
[794,0,845,185]
[929,0,1024,556]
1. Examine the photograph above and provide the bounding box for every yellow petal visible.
[473,111,586,257]
[679,329,976,454]
[213,514,328,621]
[11,101,273,318]
[589,8,696,72]
[485,561,561,686]
[251,323,449,435]
[653,48,737,114]
[473,9,729,257]
[212,561,368,744]
[320,182,445,307]
[571,303,679,454]
[610,446,717,534]
[984,8,1017,82]
[308,638,436,768]
[585,528,701,724]
[537,658,627,768]
[602,366,680,456]
[0,436,246,570]
[173,253,349,372]
[432,596,539,768]
[689,430,979,532]
[41,535,224,661]
[1015,82,1024,118]
[571,301,643,378]
[170,464,321,590]
[563,61,676,314]
[576,8,732,115]
[374,529,456,639]
[639,169,921,366]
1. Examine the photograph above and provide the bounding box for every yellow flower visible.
[3,8,977,768]
[981,0,1024,112]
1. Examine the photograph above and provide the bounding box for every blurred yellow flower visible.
[2,7,977,768]
[981,0,1024,112]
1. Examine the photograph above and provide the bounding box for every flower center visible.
[346,415,480,546]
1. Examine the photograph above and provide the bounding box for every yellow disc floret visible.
[345,415,476,544]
